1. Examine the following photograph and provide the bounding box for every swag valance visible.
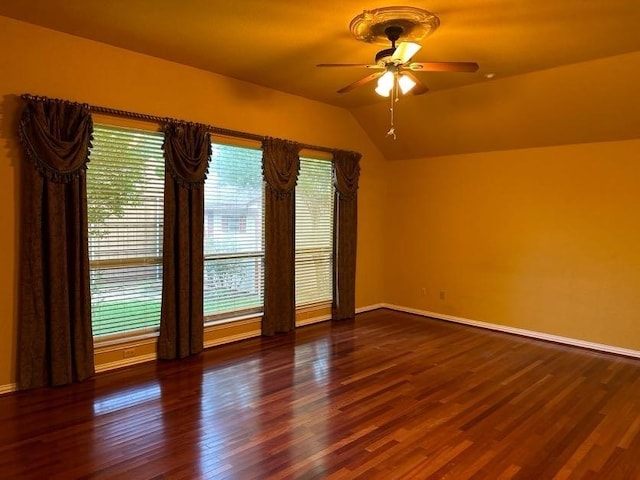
[19,97,93,182]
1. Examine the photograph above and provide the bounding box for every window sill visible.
[204,311,263,328]
[94,329,159,349]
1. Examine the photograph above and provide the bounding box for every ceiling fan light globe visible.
[377,70,395,90]
[398,74,416,94]
[375,84,391,97]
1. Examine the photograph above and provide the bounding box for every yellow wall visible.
[385,139,640,350]
[0,16,388,388]
[2,14,639,391]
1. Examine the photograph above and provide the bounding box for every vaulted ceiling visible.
[1,1,639,160]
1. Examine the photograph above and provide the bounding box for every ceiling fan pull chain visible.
[386,80,397,140]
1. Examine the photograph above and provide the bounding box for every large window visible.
[87,124,165,338]
[295,157,335,306]
[203,142,264,320]
[87,130,332,337]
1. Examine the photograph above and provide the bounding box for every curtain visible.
[17,97,95,389]
[262,138,300,336]
[158,122,211,360]
[332,150,361,321]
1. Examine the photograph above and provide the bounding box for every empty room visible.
[1,1,640,478]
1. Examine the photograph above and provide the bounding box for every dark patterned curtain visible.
[332,150,361,321]
[262,138,300,336]
[158,122,211,360]
[17,96,95,389]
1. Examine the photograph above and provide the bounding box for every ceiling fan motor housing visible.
[375,47,396,64]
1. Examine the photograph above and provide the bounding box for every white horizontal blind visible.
[295,157,334,306]
[87,124,165,338]
[204,142,264,319]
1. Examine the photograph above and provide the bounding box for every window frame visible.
[87,120,166,342]
[294,151,335,309]
[203,137,265,325]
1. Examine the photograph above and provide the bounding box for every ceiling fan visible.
[317,25,479,97]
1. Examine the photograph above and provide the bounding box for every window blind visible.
[204,142,264,319]
[87,124,165,338]
[295,157,334,306]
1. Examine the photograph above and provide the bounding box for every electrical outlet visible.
[421,287,426,296]
[439,291,445,300]
[123,348,136,358]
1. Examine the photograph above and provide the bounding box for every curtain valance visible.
[163,122,211,188]
[19,97,93,182]
[262,137,301,195]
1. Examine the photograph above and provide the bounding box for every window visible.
[221,215,247,233]
[203,142,264,320]
[87,124,165,338]
[295,157,335,306]
[88,129,331,335]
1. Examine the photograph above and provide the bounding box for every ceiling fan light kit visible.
[317,6,479,139]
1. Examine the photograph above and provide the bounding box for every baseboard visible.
[356,303,387,314]
[94,353,157,373]
[297,314,331,327]
[204,329,261,348]
[0,383,17,396]
[11,302,633,390]
[380,303,640,359]
[297,304,387,324]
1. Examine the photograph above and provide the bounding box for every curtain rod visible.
[21,93,351,156]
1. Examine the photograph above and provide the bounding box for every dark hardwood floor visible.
[2,309,640,479]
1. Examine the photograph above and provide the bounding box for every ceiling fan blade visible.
[403,72,429,95]
[391,42,422,64]
[337,72,382,94]
[408,61,479,72]
[317,63,381,68]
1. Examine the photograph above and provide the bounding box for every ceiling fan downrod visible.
[374,26,404,64]
[384,25,403,49]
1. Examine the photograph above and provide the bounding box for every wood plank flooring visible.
[2,309,640,479]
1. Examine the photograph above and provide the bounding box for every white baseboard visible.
[378,303,640,359]
[12,302,631,391]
